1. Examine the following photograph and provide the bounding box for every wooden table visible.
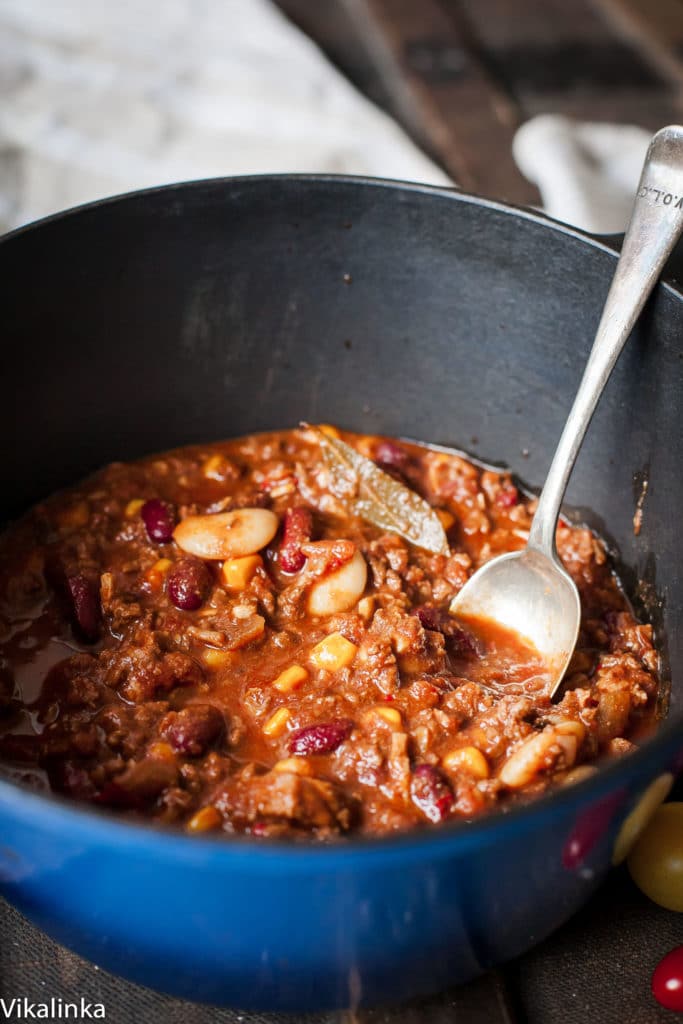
[275,0,683,207]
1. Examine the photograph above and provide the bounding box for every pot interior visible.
[2,177,681,723]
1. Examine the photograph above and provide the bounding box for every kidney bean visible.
[289,719,353,756]
[446,626,480,659]
[66,574,101,642]
[412,605,479,659]
[374,443,414,487]
[495,484,519,509]
[141,499,177,543]
[411,764,454,823]
[413,604,441,632]
[167,558,212,611]
[52,762,98,801]
[161,704,225,756]
[279,507,313,573]
[375,440,409,471]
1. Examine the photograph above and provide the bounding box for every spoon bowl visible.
[450,546,580,696]
[451,124,683,698]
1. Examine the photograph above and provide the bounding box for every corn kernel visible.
[186,806,223,833]
[309,633,357,671]
[125,498,145,518]
[145,557,172,590]
[318,423,341,439]
[201,454,227,480]
[100,572,114,604]
[376,704,403,729]
[371,705,403,728]
[442,746,489,779]
[436,508,456,531]
[221,554,262,592]
[148,741,176,762]
[263,707,291,738]
[357,596,376,622]
[272,664,309,694]
[202,648,234,669]
[273,757,313,776]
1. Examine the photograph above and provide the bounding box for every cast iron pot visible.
[0,176,681,1012]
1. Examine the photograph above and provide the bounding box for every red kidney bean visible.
[375,440,409,470]
[413,604,441,632]
[374,441,414,486]
[495,484,519,509]
[446,626,480,659]
[411,764,454,823]
[161,704,224,756]
[279,506,313,573]
[289,719,353,756]
[652,946,683,1012]
[52,762,98,801]
[141,499,177,543]
[66,574,101,642]
[603,610,627,643]
[412,605,479,659]
[166,558,212,611]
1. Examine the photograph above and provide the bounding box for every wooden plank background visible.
[275,0,683,205]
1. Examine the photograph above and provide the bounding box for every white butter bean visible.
[499,721,583,789]
[173,508,278,560]
[307,549,367,617]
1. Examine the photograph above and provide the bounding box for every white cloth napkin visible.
[0,0,448,232]
[513,114,651,235]
[0,0,655,238]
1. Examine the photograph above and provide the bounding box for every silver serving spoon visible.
[450,125,683,698]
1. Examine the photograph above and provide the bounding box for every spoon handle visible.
[528,125,683,558]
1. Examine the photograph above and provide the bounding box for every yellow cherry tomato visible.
[627,802,683,912]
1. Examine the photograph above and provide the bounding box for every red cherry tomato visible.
[652,946,683,1012]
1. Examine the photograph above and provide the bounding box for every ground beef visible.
[0,427,661,838]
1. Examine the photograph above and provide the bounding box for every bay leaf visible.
[310,427,450,556]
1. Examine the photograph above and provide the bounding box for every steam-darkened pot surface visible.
[1,177,681,1010]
